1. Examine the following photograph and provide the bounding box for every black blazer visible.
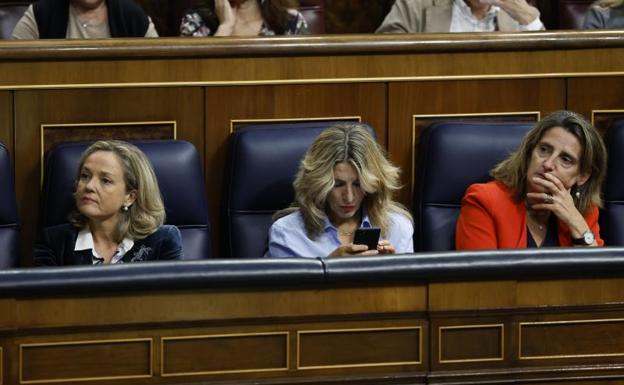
[34,224,183,267]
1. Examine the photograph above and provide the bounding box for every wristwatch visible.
[572,231,595,246]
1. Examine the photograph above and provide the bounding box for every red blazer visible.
[455,181,603,250]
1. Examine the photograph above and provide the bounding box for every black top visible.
[34,223,183,266]
[33,0,150,39]
[527,214,560,248]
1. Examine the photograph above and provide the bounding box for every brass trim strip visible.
[519,318,624,360]
[296,326,422,370]
[591,109,624,126]
[160,331,289,377]
[438,323,505,364]
[230,116,361,133]
[19,338,153,384]
[39,120,177,186]
[3,71,624,90]
[411,111,540,198]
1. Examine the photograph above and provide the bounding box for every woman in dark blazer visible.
[35,140,182,266]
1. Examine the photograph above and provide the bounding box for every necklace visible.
[338,229,355,236]
[527,210,547,231]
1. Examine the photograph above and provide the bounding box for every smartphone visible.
[353,227,381,250]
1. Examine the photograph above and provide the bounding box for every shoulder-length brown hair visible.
[490,110,607,215]
[69,140,165,242]
[275,124,412,239]
[193,0,299,34]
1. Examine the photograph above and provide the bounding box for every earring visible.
[122,205,128,212]
[575,191,581,199]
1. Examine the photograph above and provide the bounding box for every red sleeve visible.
[455,184,498,250]
[586,206,604,247]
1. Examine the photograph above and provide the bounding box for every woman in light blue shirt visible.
[266,124,414,258]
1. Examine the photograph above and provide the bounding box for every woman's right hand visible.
[214,0,235,36]
[328,244,379,257]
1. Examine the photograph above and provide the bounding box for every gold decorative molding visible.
[591,109,624,126]
[438,324,504,364]
[19,338,153,384]
[3,71,624,91]
[411,111,540,197]
[39,120,177,185]
[161,331,289,377]
[230,116,361,133]
[591,109,624,136]
[519,318,624,360]
[297,326,422,370]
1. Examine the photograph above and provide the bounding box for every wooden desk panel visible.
[2,276,624,384]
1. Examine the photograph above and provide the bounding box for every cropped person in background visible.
[377,0,543,33]
[180,0,308,36]
[11,0,158,39]
[456,110,607,250]
[35,140,182,266]
[584,0,624,29]
[266,124,413,258]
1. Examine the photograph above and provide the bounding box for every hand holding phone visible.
[353,227,381,250]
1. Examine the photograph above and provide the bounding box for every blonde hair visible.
[275,124,412,238]
[69,140,165,242]
[491,110,607,215]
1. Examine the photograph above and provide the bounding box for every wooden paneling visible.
[429,281,517,311]
[298,327,421,369]
[15,284,426,329]
[388,78,565,207]
[517,278,624,307]
[162,333,288,376]
[13,87,204,266]
[205,83,386,255]
[438,324,504,363]
[519,319,624,360]
[568,77,624,131]
[42,121,175,154]
[20,339,152,383]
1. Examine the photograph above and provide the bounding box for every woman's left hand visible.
[377,240,395,254]
[526,173,590,239]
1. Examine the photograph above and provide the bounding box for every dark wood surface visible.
[1,275,624,384]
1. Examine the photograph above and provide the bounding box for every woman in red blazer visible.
[456,110,607,250]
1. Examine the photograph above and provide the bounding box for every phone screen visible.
[353,228,381,250]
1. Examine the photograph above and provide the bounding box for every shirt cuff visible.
[519,16,544,31]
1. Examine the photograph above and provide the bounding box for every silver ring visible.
[544,193,554,204]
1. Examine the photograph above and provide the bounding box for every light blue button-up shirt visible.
[266,209,413,258]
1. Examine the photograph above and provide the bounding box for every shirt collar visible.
[75,228,134,263]
[323,208,372,232]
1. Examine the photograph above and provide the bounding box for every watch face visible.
[584,231,595,245]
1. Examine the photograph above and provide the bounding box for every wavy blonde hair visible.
[69,140,165,242]
[275,124,412,238]
[490,110,607,215]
